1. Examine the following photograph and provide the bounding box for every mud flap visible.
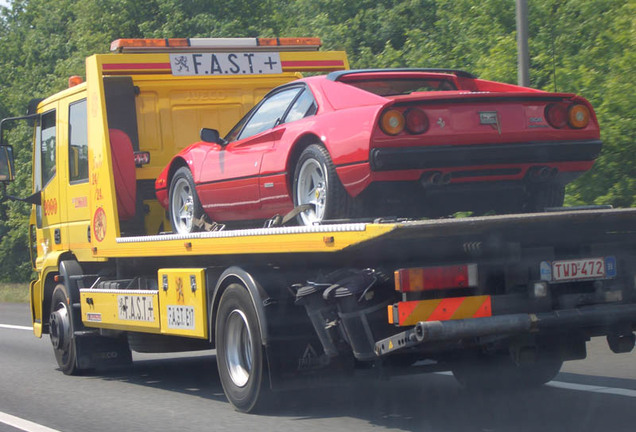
[75,333,132,370]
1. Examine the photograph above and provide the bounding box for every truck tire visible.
[169,167,205,234]
[215,283,268,412]
[452,353,562,391]
[293,144,351,226]
[49,284,81,375]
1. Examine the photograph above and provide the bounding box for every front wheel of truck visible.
[49,283,81,375]
[215,283,269,413]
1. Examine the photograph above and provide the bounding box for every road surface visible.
[1,302,635,432]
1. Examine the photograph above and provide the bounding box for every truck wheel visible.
[293,144,350,226]
[49,284,80,375]
[525,183,565,212]
[169,167,205,234]
[215,284,268,412]
[452,353,563,391]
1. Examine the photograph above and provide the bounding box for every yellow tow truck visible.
[1,37,635,413]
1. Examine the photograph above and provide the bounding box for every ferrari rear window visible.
[346,78,457,96]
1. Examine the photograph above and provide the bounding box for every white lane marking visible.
[0,411,61,432]
[435,371,636,398]
[0,324,32,331]
[546,380,636,398]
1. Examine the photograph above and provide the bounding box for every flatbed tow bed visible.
[108,207,635,261]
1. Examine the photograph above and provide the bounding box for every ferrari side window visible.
[224,106,255,143]
[238,87,302,141]
[283,89,316,124]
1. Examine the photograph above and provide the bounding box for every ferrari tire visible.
[169,167,205,234]
[293,144,351,226]
[50,284,80,375]
[452,353,563,391]
[525,183,565,212]
[215,284,268,413]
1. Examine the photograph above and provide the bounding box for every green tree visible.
[0,0,633,281]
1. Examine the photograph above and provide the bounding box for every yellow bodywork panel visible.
[80,289,161,333]
[158,268,207,339]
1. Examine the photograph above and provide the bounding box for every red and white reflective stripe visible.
[394,264,478,292]
[388,295,491,326]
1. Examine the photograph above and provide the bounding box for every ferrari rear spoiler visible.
[327,68,478,80]
[387,91,579,106]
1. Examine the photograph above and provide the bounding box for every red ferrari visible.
[155,69,601,233]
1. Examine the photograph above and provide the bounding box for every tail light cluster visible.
[394,264,478,292]
[545,102,591,129]
[380,107,429,136]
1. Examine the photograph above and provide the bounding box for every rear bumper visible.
[370,139,602,171]
[375,302,636,356]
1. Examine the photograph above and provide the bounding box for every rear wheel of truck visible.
[215,284,268,413]
[49,284,81,375]
[452,353,563,391]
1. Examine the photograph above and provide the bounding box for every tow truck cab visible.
[0,38,348,336]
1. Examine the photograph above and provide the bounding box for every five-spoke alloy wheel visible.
[169,167,205,234]
[293,144,350,226]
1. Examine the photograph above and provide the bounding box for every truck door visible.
[58,97,91,257]
[33,108,63,259]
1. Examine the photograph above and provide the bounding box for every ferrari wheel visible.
[293,144,350,226]
[50,284,80,375]
[525,183,565,212]
[169,167,205,234]
[216,284,268,413]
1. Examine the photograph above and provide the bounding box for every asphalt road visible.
[1,302,635,432]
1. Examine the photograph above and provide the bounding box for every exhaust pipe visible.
[420,171,443,187]
[537,167,551,181]
[527,166,558,182]
[375,303,636,356]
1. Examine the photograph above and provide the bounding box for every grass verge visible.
[0,283,29,303]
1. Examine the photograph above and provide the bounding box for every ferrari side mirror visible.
[200,128,228,146]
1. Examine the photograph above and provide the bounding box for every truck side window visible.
[40,110,56,187]
[69,99,88,183]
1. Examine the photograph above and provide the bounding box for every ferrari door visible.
[198,87,302,221]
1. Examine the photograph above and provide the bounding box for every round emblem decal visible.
[93,207,107,242]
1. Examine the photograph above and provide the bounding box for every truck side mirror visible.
[0,145,15,182]
[200,128,228,146]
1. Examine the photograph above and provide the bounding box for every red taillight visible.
[404,108,429,134]
[394,264,478,292]
[568,104,590,129]
[545,103,568,129]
